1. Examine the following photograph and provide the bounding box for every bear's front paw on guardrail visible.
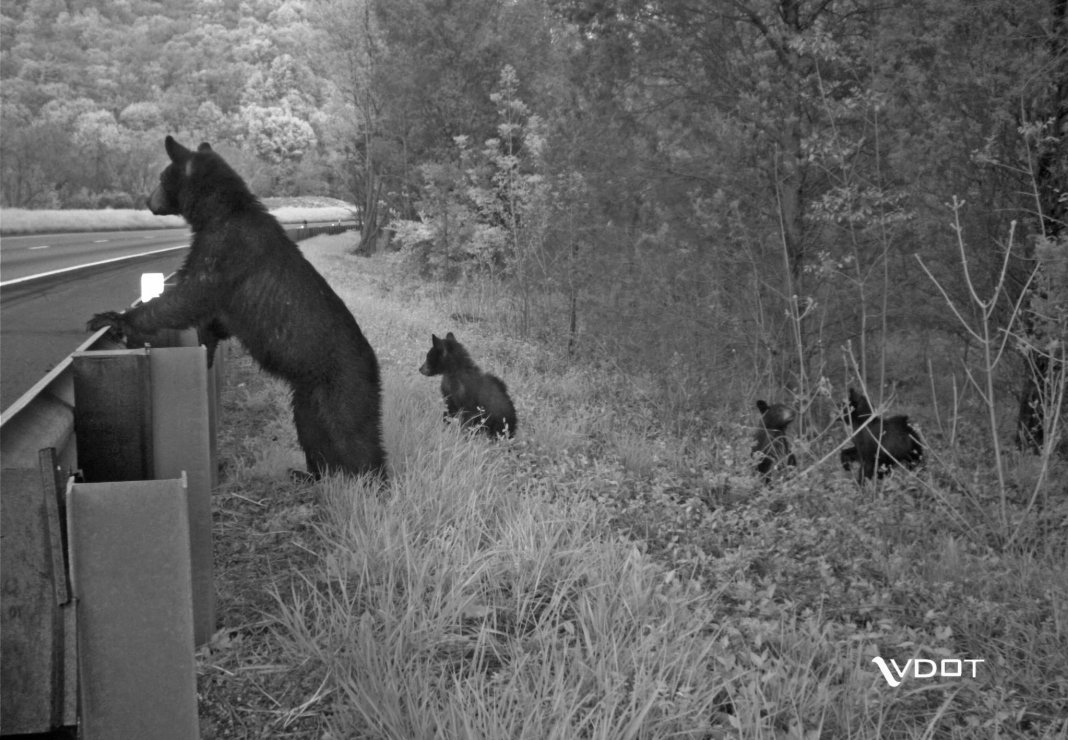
[87,311,128,341]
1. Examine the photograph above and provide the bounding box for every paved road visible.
[1,231,191,411]
[0,222,352,412]
[1,227,190,282]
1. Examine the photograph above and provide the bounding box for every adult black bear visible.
[88,136,385,479]
[419,332,517,438]
[842,388,923,482]
[752,400,797,482]
[198,316,230,368]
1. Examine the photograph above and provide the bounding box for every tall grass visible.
[0,203,354,235]
[202,235,1068,739]
[255,245,724,737]
[272,429,725,738]
[0,207,185,234]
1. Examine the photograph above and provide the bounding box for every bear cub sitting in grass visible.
[419,332,517,438]
[752,400,798,483]
[842,388,923,482]
[88,135,385,480]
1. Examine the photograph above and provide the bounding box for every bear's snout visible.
[147,184,175,216]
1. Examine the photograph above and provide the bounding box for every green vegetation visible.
[3,0,1064,732]
[0,200,355,235]
[0,207,184,235]
[198,235,1067,739]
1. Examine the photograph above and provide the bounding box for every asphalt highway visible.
[0,229,191,411]
[1,227,190,282]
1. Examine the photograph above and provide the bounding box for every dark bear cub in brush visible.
[752,400,797,482]
[843,388,923,482]
[839,446,859,471]
[88,136,385,479]
[419,332,517,438]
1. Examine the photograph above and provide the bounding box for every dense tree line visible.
[2,0,1065,440]
[1,0,331,206]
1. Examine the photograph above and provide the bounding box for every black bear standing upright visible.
[419,332,517,438]
[842,388,923,482]
[88,136,385,479]
[752,400,798,482]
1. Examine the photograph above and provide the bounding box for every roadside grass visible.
[198,235,1068,739]
[0,207,185,234]
[0,199,354,235]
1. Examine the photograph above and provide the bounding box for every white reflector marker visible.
[141,272,165,302]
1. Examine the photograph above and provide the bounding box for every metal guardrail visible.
[0,328,118,465]
[0,220,355,736]
[285,221,358,236]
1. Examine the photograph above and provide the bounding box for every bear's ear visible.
[445,332,456,341]
[164,135,190,163]
[756,400,769,414]
[197,142,213,152]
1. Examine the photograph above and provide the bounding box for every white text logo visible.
[872,657,984,687]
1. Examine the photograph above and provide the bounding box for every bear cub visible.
[419,332,517,438]
[752,399,798,482]
[88,136,385,479]
[842,388,923,482]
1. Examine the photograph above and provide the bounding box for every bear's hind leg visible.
[292,388,335,479]
[313,382,386,478]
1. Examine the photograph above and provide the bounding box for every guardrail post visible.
[67,473,199,739]
[72,346,216,645]
[146,345,216,644]
[73,351,154,482]
[168,327,224,488]
[2,276,227,735]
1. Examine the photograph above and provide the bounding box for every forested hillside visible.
[2,0,1064,453]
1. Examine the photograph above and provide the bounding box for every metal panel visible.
[0,450,75,734]
[166,326,225,488]
[148,346,216,645]
[0,394,76,472]
[67,475,199,740]
[72,350,153,482]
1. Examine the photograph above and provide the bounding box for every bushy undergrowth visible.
[199,235,1067,739]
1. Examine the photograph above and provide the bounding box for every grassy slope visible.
[0,199,355,235]
[198,235,1068,739]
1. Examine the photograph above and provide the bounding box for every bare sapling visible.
[917,199,1032,533]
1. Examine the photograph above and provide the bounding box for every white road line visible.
[28,245,50,250]
[0,244,189,288]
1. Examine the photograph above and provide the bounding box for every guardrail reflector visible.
[141,272,165,302]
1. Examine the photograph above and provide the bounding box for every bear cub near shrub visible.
[752,400,798,482]
[419,332,517,438]
[88,135,385,479]
[842,388,923,482]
